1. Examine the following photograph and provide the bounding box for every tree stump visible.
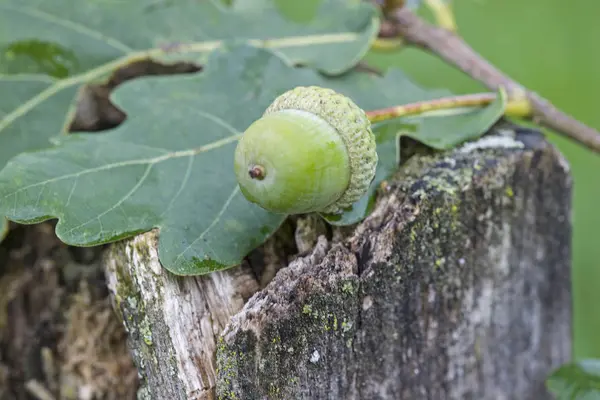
[103,123,572,400]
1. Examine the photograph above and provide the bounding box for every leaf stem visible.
[365,91,530,123]
[424,0,457,32]
[371,37,404,52]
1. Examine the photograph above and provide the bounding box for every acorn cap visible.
[264,86,378,214]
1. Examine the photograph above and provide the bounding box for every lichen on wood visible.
[216,124,572,399]
[103,230,260,400]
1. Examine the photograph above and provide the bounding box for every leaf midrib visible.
[172,186,241,265]
[1,133,243,201]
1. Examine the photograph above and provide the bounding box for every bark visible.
[104,123,573,400]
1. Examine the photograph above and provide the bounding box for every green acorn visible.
[234,86,378,215]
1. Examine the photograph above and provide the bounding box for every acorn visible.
[234,86,378,215]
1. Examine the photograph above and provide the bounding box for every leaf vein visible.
[62,162,154,235]
[65,177,78,207]
[160,155,194,217]
[34,183,46,208]
[195,109,242,135]
[97,217,105,237]
[1,133,241,200]
[173,186,240,264]
[0,79,74,133]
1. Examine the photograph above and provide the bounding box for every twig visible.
[388,8,600,154]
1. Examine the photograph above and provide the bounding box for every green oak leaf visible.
[0,0,379,169]
[0,0,379,239]
[0,75,80,237]
[0,44,508,275]
[0,0,378,78]
[547,359,600,400]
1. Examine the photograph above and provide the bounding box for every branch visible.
[388,8,600,154]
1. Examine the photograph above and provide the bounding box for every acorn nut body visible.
[234,86,378,215]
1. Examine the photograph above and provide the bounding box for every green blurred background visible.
[364,0,600,360]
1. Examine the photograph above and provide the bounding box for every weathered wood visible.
[103,232,260,400]
[104,124,573,400]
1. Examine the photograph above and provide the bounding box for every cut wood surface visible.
[103,122,573,400]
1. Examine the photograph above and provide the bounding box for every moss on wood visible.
[216,125,572,400]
